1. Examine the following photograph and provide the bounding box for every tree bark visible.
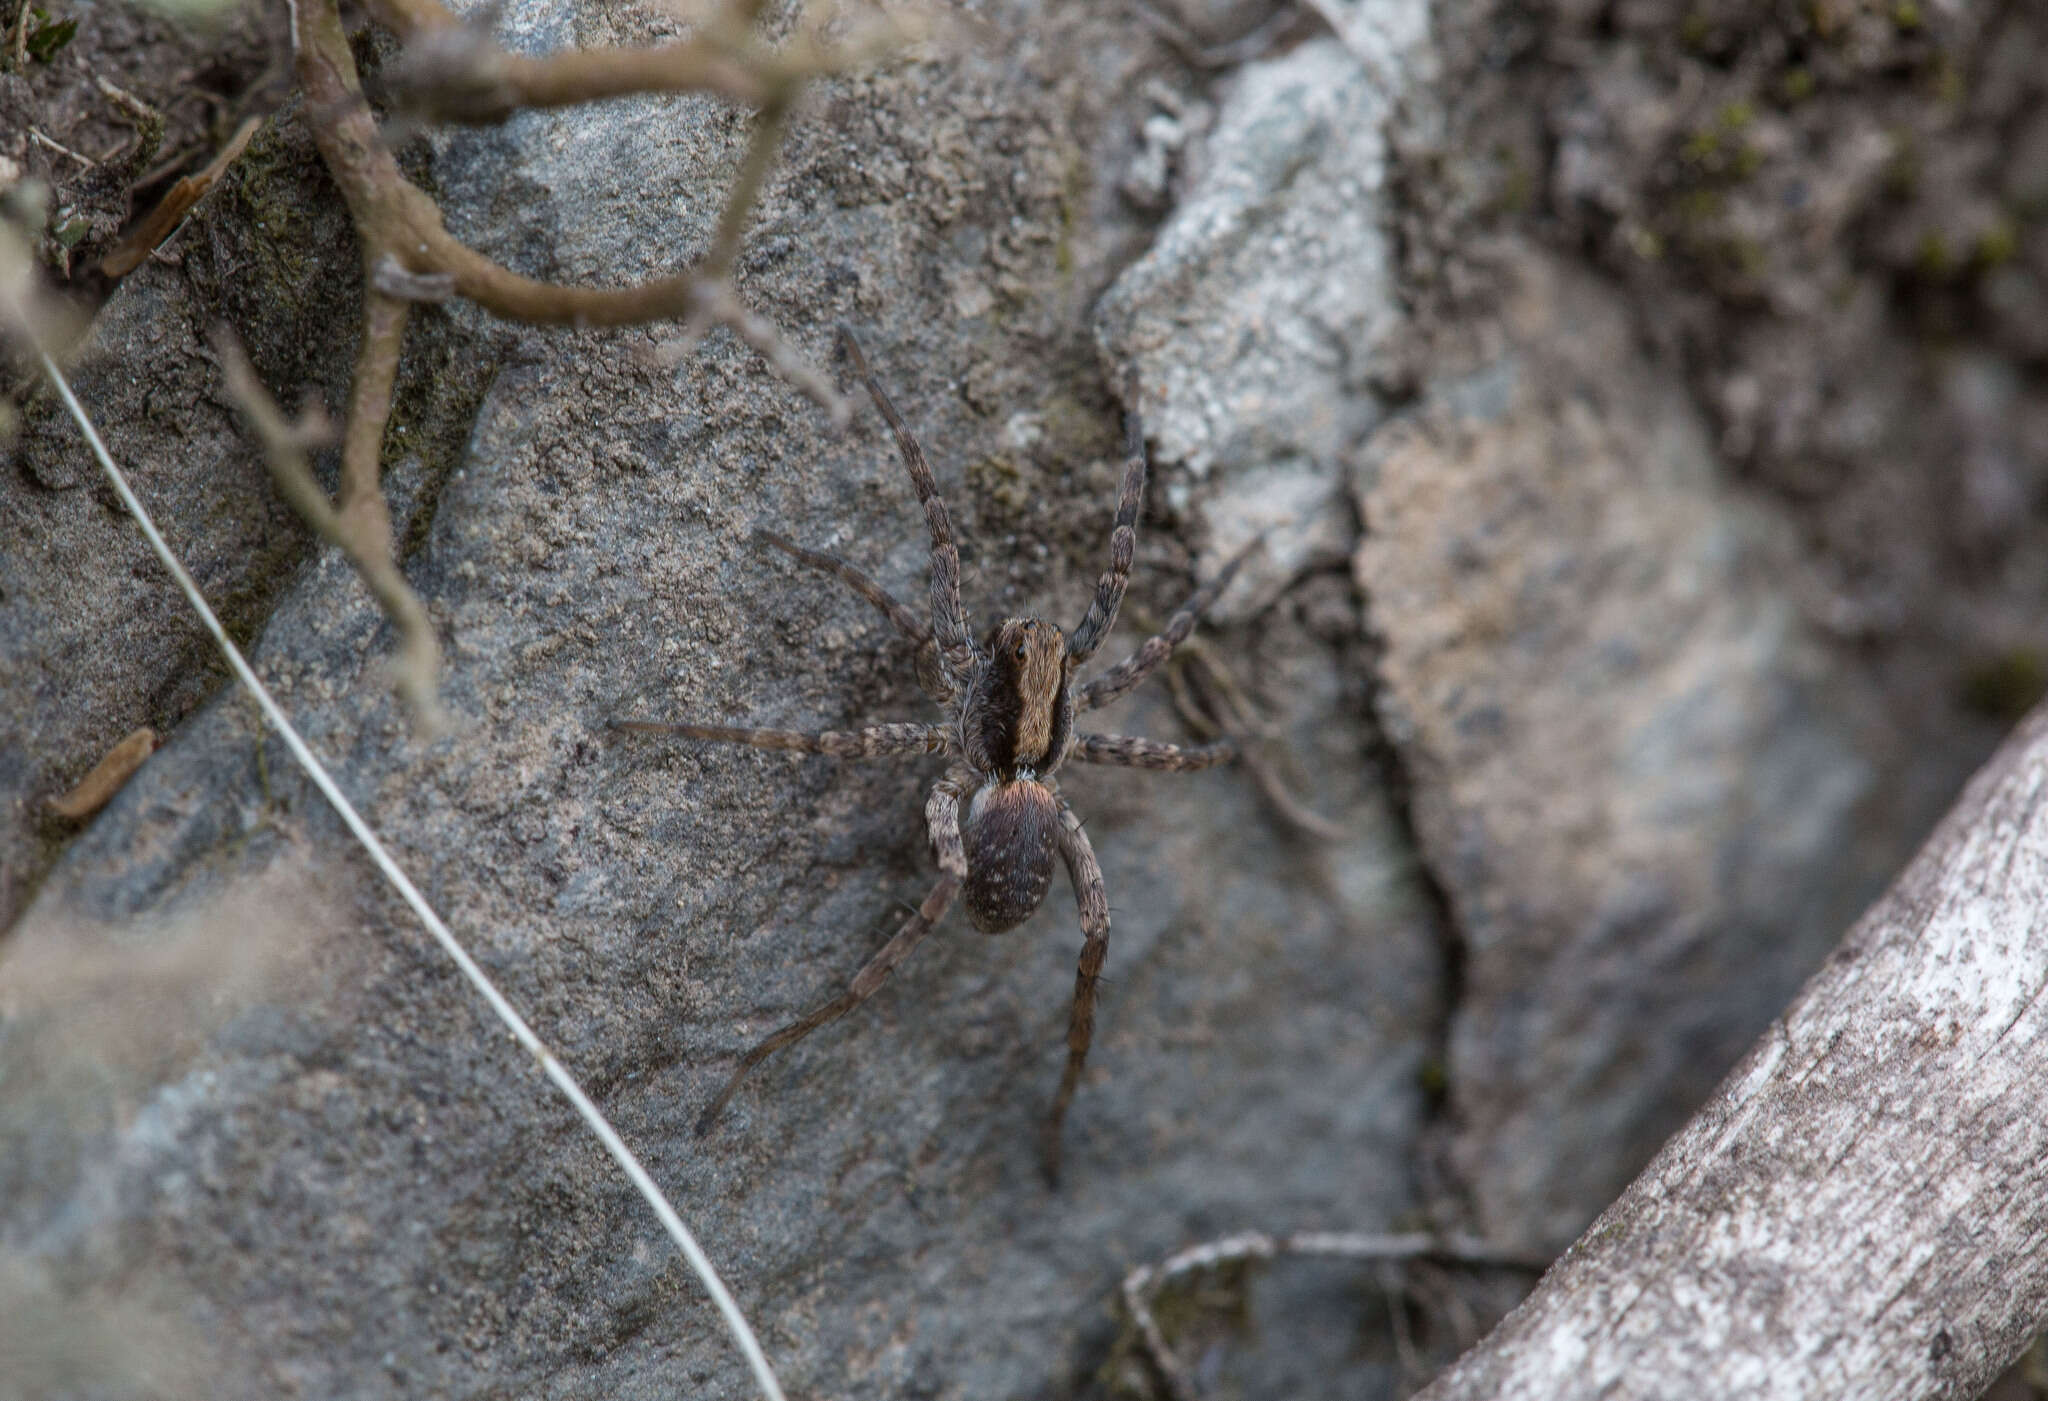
[1416,702,2048,1400]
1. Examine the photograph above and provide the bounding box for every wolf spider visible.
[617,330,1253,1184]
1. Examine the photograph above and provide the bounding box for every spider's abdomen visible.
[962,780,1061,933]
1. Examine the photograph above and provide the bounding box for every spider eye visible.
[1013,641,1029,660]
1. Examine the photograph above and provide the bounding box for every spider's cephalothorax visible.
[960,617,1072,934]
[615,329,1253,1184]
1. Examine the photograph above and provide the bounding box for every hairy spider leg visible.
[754,528,952,705]
[1044,797,1110,1186]
[1067,372,1148,666]
[1076,536,1261,713]
[610,719,951,759]
[837,329,980,686]
[1071,732,1237,771]
[694,775,972,1135]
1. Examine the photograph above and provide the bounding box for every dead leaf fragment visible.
[96,117,259,282]
[47,727,158,820]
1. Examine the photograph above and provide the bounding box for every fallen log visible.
[1417,702,2048,1400]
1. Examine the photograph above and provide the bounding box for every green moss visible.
[220,121,328,298]
[1892,0,1922,30]
[1680,102,1762,182]
[1039,391,1116,461]
[1974,217,2018,269]
[22,9,78,64]
[1914,231,1953,279]
[1054,155,1081,279]
[1780,66,1816,103]
[1960,650,2048,721]
[124,110,166,176]
[1930,57,1964,108]
[1676,187,1726,225]
[1100,1259,1259,1400]
[1492,145,1533,216]
[195,112,367,399]
[1724,235,1767,278]
[1884,135,1921,198]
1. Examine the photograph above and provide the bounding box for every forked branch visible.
[214,332,447,734]
[1122,1229,1543,1401]
[267,0,889,726]
[370,0,910,120]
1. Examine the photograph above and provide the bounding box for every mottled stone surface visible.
[1097,33,1419,620]
[5,0,2037,1392]
[1354,251,1917,1251]
[3,6,1448,1399]
[0,99,489,931]
[0,268,314,929]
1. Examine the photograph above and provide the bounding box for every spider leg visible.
[755,528,930,647]
[1066,374,1147,666]
[1071,731,1236,771]
[1045,798,1110,1187]
[695,775,970,1135]
[1075,537,1259,713]
[754,528,952,705]
[611,719,951,759]
[837,328,980,686]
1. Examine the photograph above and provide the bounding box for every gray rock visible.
[0,266,313,929]
[1097,34,1417,620]
[3,5,1450,1398]
[5,0,2021,1390]
[1353,250,1907,1251]
[0,102,488,932]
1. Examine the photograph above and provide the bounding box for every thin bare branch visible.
[1160,632,1347,841]
[9,0,30,73]
[28,128,95,169]
[214,331,447,735]
[98,117,260,281]
[372,0,914,122]
[268,0,864,729]
[291,0,847,411]
[337,292,407,549]
[370,252,455,303]
[690,280,850,427]
[703,94,790,278]
[1123,1230,1543,1401]
[387,24,774,119]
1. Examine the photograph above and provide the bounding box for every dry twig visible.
[213,330,448,734]
[266,0,903,725]
[1122,1229,1544,1401]
[97,117,259,281]
[1161,632,1348,840]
